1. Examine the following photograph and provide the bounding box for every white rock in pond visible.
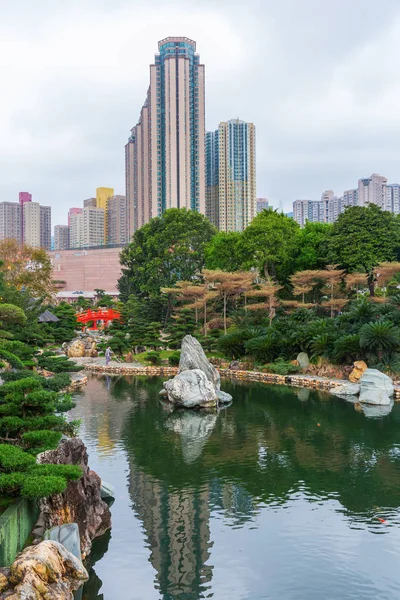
[297,352,310,369]
[163,369,218,409]
[179,335,221,390]
[217,390,233,404]
[330,382,361,397]
[359,368,394,405]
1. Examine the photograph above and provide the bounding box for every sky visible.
[2,0,400,226]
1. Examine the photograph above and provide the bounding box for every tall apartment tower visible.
[293,200,322,227]
[23,202,41,247]
[256,198,269,214]
[19,192,32,242]
[358,174,387,207]
[107,195,129,245]
[126,37,206,234]
[40,205,51,250]
[69,212,84,248]
[96,188,114,240]
[206,119,256,232]
[54,225,70,250]
[385,184,400,214]
[83,206,105,247]
[0,202,21,243]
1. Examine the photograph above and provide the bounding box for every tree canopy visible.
[0,239,55,299]
[204,231,247,271]
[118,208,216,300]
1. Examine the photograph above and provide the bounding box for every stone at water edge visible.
[163,369,218,408]
[359,368,394,406]
[329,382,361,397]
[100,480,115,505]
[349,360,368,383]
[179,335,221,390]
[297,352,310,369]
[44,523,81,562]
[217,390,233,404]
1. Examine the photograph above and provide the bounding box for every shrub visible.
[30,464,82,481]
[37,355,83,373]
[262,360,301,376]
[0,349,24,369]
[168,351,181,366]
[43,373,72,392]
[22,430,62,453]
[21,475,67,499]
[0,444,36,471]
[54,395,76,413]
[145,351,161,365]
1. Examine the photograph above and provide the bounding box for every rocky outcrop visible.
[330,382,361,397]
[349,360,368,383]
[162,336,232,409]
[359,368,394,405]
[64,337,98,358]
[0,541,88,599]
[37,438,111,559]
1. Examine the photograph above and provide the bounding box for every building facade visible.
[23,202,41,247]
[293,199,322,227]
[83,197,97,208]
[206,119,256,232]
[107,195,129,245]
[82,206,105,247]
[68,207,82,227]
[54,225,70,250]
[40,205,52,250]
[256,198,269,214]
[19,192,32,241]
[0,202,21,243]
[358,173,387,208]
[385,184,400,214]
[96,187,114,240]
[69,212,84,248]
[126,37,206,234]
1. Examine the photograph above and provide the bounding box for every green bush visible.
[22,430,62,453]
[145,351,161,365]
[168,351,181,366]
[30,463,82,481]
[37,355,83,373]
[43,373,72,392]
[262,359,301,376]
[0,349,24,369]
[1,370,39,383]
[54,395,76,413]
[21,475,67,499]
[0,444,36,471]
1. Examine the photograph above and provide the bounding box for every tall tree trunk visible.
[164,294,172,328]
[368,271,375,297]
[203,300,207,337]
[223,291,227,334]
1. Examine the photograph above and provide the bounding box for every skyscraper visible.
[69,212,84,248]
[96,188,114,240]
[54,225,70,250]
[256,198,269,214]
[19,192,32,242]
[358,173,387,208]
[126,37,206,234]
[82,206,105,247]
[0,202,21,243]
[40,205,52,250]
[68,207,82,227]
[293,199,322,227]
[206,119,256,232]
[23,202,41,247]
[107,195,129,245]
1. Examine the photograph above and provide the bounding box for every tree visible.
[241,209,300,282]
[204,231,247,271]
[203,270,254,334]
[246,279,282,326]
[118,209,216,307]
[327,205,400,295]
[294,221,331,271]
[359,321,400,362]
[317,265,348,318]
[0,239,55,299]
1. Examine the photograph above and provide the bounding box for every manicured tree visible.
[289,270,318,307]
[373,262,400,298]
[345,273,368,297]
[203,270,254,334]
[246,279,282,326]
[327,205,400,296]
[317,265,348,318]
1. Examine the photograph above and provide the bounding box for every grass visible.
[128,349,226,366]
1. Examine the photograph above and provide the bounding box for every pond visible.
[70,375,400,600]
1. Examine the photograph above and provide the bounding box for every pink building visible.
[49,246,123,295]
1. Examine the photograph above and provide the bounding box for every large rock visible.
[179,335,221,390]
[349,360,368,383]
[297,352,310,369]
[330,382,361,397]
[67,340,86,358]
[37,438,111,559]
[163,369,218,408]
[359,368,394,405]
[0,540,88,599]
[44,523,81,561]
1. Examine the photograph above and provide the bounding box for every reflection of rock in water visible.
[361,401,394,419]
[166,410,218,463]
[297,388,310,402]
[81,530,111,600]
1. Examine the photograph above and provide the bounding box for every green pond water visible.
[70,375,400,600]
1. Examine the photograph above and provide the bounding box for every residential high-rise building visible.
[69,212,84,248]
[40,205,51,250]
[343,189,358,208]
[19,192,32,242]
[68,207,82,227]
[83,206,105,247]
[126,37,206,234]
[83,198,97,208]
[256,198,269,214]
[385,184,400,214]
[206,119,256,232]
[54,225,70,250]
[293,199,322,227]
[96,188,114,240]
[0,202,21,243]
[358,173,387,208]
[107,195,129,245]
[23,202,41,247]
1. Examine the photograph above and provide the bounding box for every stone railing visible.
[80,363,400,400]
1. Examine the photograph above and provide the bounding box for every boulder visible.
[359,368,394,405]
[37,437,111,559]
[67,340,86,358]
[0,540,88,599]
[44,523,81,561]
[179,335,221,390]
[163,369,218,408]
[217,390,233,404]
[100,480,115,506]
[330,382,361,397]
[349,360,368,383]
[297,352,310,369]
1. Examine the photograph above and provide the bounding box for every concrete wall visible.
[0,498,39,566]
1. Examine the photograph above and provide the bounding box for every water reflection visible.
[71,376,400,600]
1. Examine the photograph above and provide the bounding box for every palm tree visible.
[359,321,400,361]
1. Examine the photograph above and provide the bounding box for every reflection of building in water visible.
[128,461,213,598]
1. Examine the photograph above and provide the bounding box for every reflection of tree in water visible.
[82,530,111,600]
[91,375,400,598]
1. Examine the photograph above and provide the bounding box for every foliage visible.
[262,359,301,375]
[294,222,332,271]
[204,231,247,271]
[168,351,181,366]
[359,321,400,360]
[22,430,62,454]
[0,304,27,327]
[45,302,78,343]
[145,351,161,365]
[43,373,72,392]
[119,208,216,301]
[0,348,24,369]
[0,239,55,299]
[37,354,83,373]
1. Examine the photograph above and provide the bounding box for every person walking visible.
[105,346,112,366]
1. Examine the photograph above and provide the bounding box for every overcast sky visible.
[2,0,400,226]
